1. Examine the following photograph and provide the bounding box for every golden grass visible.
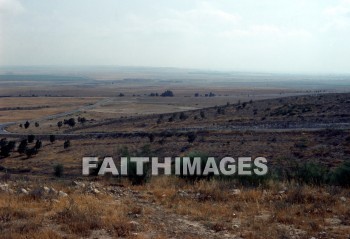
[133,176,350,238]
[0,97,99,123]
[0,185,135,238]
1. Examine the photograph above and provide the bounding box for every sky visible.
[0,0,350,74]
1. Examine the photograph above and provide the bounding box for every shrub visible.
[49,135,56,143]
[64,140,71,149]
[54,164,64,177]
[7,141,16,151]
[179,112,188,120]
[64,118,76,127]
[295,162,328,185]
[28,134,35,143]
[24,121,30,129]
[127,158,150,185]
[119,146,151,185]
[331,161,350,187]
[0,145,11,158]
[17,139,28,154]
[25,147,38,158]
[160,90,174,97]
[187,132,197,143]
[35,140,42,150]
[148,134,155,143]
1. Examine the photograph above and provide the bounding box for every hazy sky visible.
[1,0,350,73]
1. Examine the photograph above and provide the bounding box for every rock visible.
[92,188,100,194]
[30,187,47,198]
[231,189,241,195]
[178,190,188,197]
[51,199,60,203]
[20,188,29,195]
[340,196,347,202]
[0,183,9,191]
[49,187,57,195]
[58,191,68,198]
[128,221,141,231]
[72,181,85,188]
[43,186,50,193]
[325,217,342,226]
[278,190,285,195]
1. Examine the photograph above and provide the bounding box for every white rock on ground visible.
[20,188,29,195]
[58,191,68,198]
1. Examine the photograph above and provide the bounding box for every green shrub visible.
[119,146,150,185]
[331,161,350,187]
[295,162,328,185]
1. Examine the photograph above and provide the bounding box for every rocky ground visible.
[0,177,349,239]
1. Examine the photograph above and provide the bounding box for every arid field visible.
[0,73,350,238]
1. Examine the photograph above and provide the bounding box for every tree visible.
[19,124,23,128]
[7,141,16,151]
[179,112,188,120]
[57,121,63,129]
[65,118,76,127]
[35,122,39,127]
[200,111,205,119]
[54,164,64,177]
[78,117,87,124]
[148,134,155,143]
[28,135,35,143]
[49,135,56,144]
[187,132,197,143]
[35,140,42,150]
[160,90,174,97]
[64,140,71,149]
[0,144,11,158]
[17,139,28,154]
[24,121,30,129]
[25,147,38,158]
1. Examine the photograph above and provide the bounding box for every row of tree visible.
[0,136,71,159]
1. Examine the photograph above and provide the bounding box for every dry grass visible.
[0,97,99,123]
[135,176,350,238]
[0,184,135,238]
[0,177,349,238]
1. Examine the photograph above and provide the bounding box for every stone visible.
[231,189,241,195]
[72,181,85,188]
[0,183,9,191]
[20,188,29,195]
[128,221,141,231]
[92,188,100,194]
[58,191,68,198]
[49,187,57,195]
